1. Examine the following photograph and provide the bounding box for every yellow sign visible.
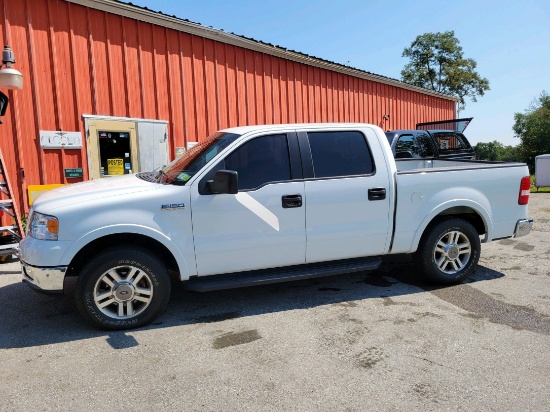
[107,158,124,175]
[27,184,65,205]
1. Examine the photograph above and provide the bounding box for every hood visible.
[32,174,161,213]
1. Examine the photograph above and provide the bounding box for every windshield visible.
[159,132,240,185]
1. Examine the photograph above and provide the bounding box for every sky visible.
[128,0,549,146]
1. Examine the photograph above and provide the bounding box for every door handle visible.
[368,188,386,201]
[282,194,302,208]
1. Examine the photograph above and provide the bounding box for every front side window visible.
[223,134,291,191]
[307,131,374,178]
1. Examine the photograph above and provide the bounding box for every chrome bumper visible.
[22,261,67,293]
[514,218,533,238]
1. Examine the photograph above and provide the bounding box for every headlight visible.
[29,212,59,240]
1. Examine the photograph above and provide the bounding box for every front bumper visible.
[21,261,67,294]
[513,218,534,238]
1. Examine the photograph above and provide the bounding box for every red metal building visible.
[0,0,457,216]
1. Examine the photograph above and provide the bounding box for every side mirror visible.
[206,170,238,194]
[395,151,414,159]
[0,92,8,123]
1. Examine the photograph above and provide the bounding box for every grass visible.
[530,175,550,193]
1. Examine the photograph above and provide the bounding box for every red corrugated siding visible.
[0,0,455,216]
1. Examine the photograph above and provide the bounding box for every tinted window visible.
[224,134,291,191]
[432,132,471,151]
[395,134,418,157]
[307,131,374,178]
[415,133,435,157]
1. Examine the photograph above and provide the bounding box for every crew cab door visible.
[190,132,306,276]
[299,128,392,263]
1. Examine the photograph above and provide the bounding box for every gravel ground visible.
[1,194,549,411]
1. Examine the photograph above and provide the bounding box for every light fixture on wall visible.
[0,46,23,90]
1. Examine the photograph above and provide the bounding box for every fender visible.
[60,224,195,280]
[410,199,493,253]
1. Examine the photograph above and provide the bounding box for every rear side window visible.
[224,134,291,191]
[307,131,374,178]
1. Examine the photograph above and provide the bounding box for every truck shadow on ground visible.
[5,255,536,349]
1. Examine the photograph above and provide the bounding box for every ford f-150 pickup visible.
[20,123,533,329]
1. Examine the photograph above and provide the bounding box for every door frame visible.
[86,119,139,179]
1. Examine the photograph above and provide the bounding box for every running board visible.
[185,256,382,292]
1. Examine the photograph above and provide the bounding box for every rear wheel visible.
[414,218,480,284]
[75,247,171,330]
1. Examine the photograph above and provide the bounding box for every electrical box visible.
[535,154,550,188]
[40,131,83,149]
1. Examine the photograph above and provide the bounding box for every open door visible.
[87,120,139,179]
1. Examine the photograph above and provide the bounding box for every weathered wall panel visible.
[0,0,455,216]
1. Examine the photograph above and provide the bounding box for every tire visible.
[414,218,480,284]
[75,247,171,330]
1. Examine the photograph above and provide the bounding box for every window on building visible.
[307,131,374,178]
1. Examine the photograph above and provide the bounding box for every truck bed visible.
[395,159,526,174]
[390,158,529,254]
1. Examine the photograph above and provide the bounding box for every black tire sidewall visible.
[417,219,480,284]
[75,247,171,330]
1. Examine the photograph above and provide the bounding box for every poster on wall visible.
[107,158,124,175]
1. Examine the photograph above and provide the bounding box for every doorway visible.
[87,120,139,179]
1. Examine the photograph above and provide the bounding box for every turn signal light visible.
[518,176,530,205]
[47,219,59,233]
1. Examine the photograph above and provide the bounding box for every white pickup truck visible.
[20,123,533,330]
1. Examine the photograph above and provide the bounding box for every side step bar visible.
[185,256,382,292]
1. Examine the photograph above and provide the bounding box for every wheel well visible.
[65,233,180,279]
[427,206,487,236]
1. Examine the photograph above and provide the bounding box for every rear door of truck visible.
[298,127,393,263]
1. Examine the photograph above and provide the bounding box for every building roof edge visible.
[67,0,460,102]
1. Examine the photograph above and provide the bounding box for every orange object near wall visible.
[0,0,456,217]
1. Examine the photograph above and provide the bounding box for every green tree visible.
[401,31,490,110]
[473,141,520,162]
[474,141,503,161]
[513,91,550,172]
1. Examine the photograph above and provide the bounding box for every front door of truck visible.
[190,133,306,276]
[299,128,392,263]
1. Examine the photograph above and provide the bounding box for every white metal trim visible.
[82,114,168,124]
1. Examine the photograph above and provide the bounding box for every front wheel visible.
[414,218,481,284]
[75,247,171,330]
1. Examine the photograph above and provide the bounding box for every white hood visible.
[32,174,161,214]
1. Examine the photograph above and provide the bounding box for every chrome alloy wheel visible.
[433,230,472,275]
[93,265,154,319]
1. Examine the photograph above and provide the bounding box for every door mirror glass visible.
[0,91,8,119]
[207,170,238,194]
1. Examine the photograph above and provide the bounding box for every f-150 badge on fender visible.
[161,203,185,211]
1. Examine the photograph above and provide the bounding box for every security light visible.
[0,46,23,90]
